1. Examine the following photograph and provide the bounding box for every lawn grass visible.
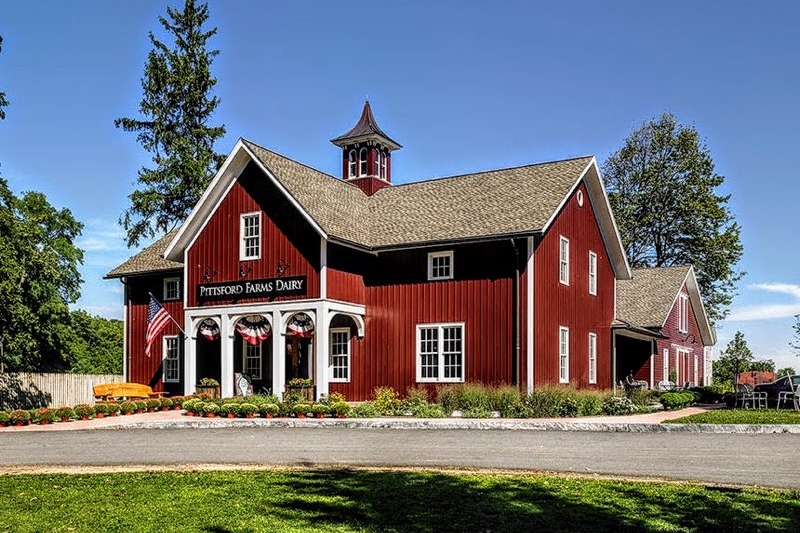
[665,409,800,425]
[0,468,798,532]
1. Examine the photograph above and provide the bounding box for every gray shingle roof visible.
[105,230,181,278]
[616,266,691,329]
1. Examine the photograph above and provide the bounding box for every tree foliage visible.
[62,311,124,374]
[0,34,8,120]
[0,179,84,371]
[748,359,775,373]
[791,314,800,357]
[115,0,225,247]
[712,331,753,386]
[603,113,744,323]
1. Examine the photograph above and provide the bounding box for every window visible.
[373,149,381,176]
[380,152,387,179]
[163,335,180,383]
[588,251,597,295]
[559,236,569,285]
[359,148,368,176]
[243,342,262,380]
[678,293,689,333]
[348,150,357,178]
[416,323,464,383]
[428,251,453,280]
[163,277,180,301]
[663,348,670,381]
[329,328,350,382]
[588,332,597,384]
[559,326,569,383]
[240,212,261,260]
[693,354,699,386]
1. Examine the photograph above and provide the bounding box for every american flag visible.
[145,294,171,358]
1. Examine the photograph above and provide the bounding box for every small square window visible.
[428,251,453,281]
[163,277,180,301]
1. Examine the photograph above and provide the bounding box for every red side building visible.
[106,102,714,400]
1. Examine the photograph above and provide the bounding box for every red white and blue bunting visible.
[198,318,220,341]
[286,313,315,338]
[236,315,272,346]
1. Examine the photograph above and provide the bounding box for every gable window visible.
[678,293,689,333]
[243,342,262,380]
[329,328,350,382]
[588,251,597,295]
[428,251,453,281]
[348,150,357,178]
[240,212,261,260]
[559,326,569,383]
[380,152,387,179]
[359,148,368,176]
[163,335,180,383]
[163,277,180,301]
[416,323,464,383]
[588,332,597,384]
[559,236,570,285]
[373,149,381,176]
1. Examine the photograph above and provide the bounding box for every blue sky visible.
[1,1,798,370]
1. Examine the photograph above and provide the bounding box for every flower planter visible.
[60,418,71,423]
[225,413,235,419]
[297,413,306,419]
[265,413,273,419]
[96,413,105,419]
[196,385,220,399]
[245,413,254,419]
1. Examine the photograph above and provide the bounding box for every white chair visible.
[794,383,800,412]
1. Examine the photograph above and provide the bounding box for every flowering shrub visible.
[602,396,637,416]
[74,404,95,418]
[119,401,137,414]
[55,406,75,420]
[239,403,258,416]
[287,378,312,387]
[35,408,56,423]
[0,411,10,426]
[9,409,30,425]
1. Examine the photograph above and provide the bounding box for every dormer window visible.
[359,148,368,176]
[428,251,453,280]
[373,148,381,176]
[348,150,357,178]
[380,152,387,179]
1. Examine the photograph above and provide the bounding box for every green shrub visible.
[55,406,75,420]
[660,391,695,411]
[293,403,310,416]
[436,385,460,415]
[74,404,95,418]
[260,403,279,416]
[330,401,351,416]
[135,400,147,412]
[524,386,578,418]
[401,387,430,415]
[202,403,220,415]
[119,401,137,414]
[9,409,30,424]
[239,403,258,416]
[416,403,445,418]
[311,403,329,416]
[94,403,110,415]
[160,397,175,409]
[35,408,56,423]
[625,388,656,408]
[577,392,605,416]
[0,411,10,425]
[146,399,160,411]
[106,402,121,415]
[349,401,380,418]
[373,387,402,416]
[456,383,493,414]
[601,396,637,415]
[493,385,524,418]
[461,407,492,418]
[220,403,239,416]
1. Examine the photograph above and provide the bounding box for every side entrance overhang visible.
[611,322,667,391]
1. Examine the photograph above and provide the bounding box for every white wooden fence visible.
[0,373,123,409]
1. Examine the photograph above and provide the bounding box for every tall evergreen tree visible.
[603,113,744,324]
[115,0,225,247]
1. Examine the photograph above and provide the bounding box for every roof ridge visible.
[241,137,342,183]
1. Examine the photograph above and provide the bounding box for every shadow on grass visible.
[260,469,800,533]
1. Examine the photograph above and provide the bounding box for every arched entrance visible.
[285,312,315,384]
[233,315,274,395]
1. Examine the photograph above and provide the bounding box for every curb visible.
[94,418,800,434]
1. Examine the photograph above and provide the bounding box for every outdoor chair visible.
[657,380,676,392]
[735,383,766,409]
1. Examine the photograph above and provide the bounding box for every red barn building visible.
[107,102,714,400]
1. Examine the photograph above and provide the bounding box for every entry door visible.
[285,337,313,381]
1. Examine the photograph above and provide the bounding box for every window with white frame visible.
[588,332,597,384]
[693,354,699,386]
[373,149,381,176]
[243,342,262,380]
[329,328,350,382]
[163,335,180,383]
[359,148,368,176]
[559,326,569,383]
[348,149,357,178]
[416,323,464,383]
[678,293,689,333]
[380,152,387,179]
[559,236,570,285]
[240,212,261,260]
[428,251,453,280]
[663,348,670,381]
[163,277,180,301]
[588,251,597,295]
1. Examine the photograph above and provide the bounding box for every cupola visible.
[330,101,401,195]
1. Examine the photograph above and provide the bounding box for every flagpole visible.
[149,292,186,336]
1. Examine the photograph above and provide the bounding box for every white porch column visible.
[220,313,234,398]
[526,236,534,393]
[316,303,330,400]
[272,310,284,398]
[184,313,196,396]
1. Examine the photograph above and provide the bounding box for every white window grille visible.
[416,323,464,383]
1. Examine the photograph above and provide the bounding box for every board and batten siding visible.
[186,161,321,308]
[655,281,705,386]
[533,182,615,388]
[0,373,123,409]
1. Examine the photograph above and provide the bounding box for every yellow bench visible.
[93,383,167,403]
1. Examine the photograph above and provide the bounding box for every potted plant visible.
[293,403,310,418]
[160,397,175,411]
[94,403,110,419]
[311,403,329,419]
[135,400,147,413]
[331,401,350,418]
[146,399,160,412]
[182,398,199,416]
[0,411,10,427]
[9,409,31,426]
[74,404,95,420]
[287,377,314,401]
[106,402,121,416]
[220,403,239,418]
[119,401,136,415]
[196,377,220,398]
[260,403,279,418]
[35,408,56,425]
[202,402,220,418]
[54,406,75,422]
[239,403,258,418]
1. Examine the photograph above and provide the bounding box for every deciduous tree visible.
[603,113,744,323]
[712,331,753,387]
[790,314,800,357]
[63,311,124,374]
[115,0,225,247]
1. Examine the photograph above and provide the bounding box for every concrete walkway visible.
[3,405,799,433]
